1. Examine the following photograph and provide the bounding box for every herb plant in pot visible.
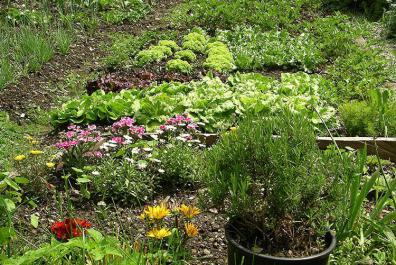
[202,112,358,265]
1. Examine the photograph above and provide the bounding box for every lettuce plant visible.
[174,50,196,61]
[182,32,207,53]
[166,59,193,74]
[158,40,180,51]
[136,45,173,66]
[203,41,235,72]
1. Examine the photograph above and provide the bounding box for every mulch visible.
[0,0,182,122]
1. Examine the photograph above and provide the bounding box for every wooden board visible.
[199,134,396,162]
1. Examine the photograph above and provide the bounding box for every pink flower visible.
[88,125,97,131]
[159,125,167,131]
[66,131,75,138]
[67,125,77,130]
[186,123,198,130]
[93,151,103,158]
[55,140,78,150]
[111,137,124,144]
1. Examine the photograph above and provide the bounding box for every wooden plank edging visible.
[199,134,396,163]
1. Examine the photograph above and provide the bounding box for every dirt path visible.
[0,0,182,122]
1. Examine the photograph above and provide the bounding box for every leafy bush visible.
[174,50,196,62]
[156,142,201,189]
[166,59,192,74]
[328,47,391,100]
[322,0,389,20]
[203,41,235,72]
[384,6,396,39]
[201,112,356,254]
[92,158,155,204]
[340,101,378,136]
[168,0,305,30]
[218,26,324,71]
[51,72,337,132]
[340,90,396,136]
[303,13,366,58]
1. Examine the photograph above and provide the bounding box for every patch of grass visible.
[53,28,74,55]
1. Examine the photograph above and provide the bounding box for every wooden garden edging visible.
[199,134,396,163]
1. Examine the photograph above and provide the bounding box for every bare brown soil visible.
[0,0,182,121]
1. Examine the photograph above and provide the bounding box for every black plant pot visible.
[225,222,336,265]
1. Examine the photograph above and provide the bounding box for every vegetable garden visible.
[0,0,396,264]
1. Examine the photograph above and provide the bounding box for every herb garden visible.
[0,0,396,264]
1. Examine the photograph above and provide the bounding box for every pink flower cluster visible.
[160,114,198,131]
[55,125,102,150]
[111,117,145,139]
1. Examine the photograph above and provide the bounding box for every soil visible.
[14,189,228,265]
[0,0,182,122]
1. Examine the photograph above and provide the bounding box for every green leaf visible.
[3,199,15,212]
[14,177,29,184]
[30,214,39,229]
[76,178,91,184]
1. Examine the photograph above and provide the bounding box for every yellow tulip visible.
[147,227,171,240]
[14,155,26,161]
[185,222,199,237]
[178,204,201,219]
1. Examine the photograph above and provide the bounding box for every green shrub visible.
[339,95,396,136]
[155,143,201,189]
[92,158,155,204]
[322,0,389,20]
[166,59,193,74]
[202,112,356,251]
[384,7,396,39]
[203,41,235,72]
[328,47,390,100]
[340,101,378,136]
[304,13,366,58]
[158,40,180,51]
[174,50,196,62]
[168,0,305,30]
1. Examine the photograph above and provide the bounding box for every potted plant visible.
[202,112,359,265]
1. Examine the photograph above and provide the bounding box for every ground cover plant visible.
[1,0,396,264]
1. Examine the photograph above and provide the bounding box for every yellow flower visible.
[46,162,55,168]
[184,223,199,237]
[31,140,38,145]
[147,227,171,240]
[14,155,26,161]
[178,204,201,219]
[24,135,34,141]
[30,150,43,155]
[230,127,237,132]
[138,213,146,220]
[144,203,170,220]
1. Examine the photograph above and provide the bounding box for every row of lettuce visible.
[51,71,396,137]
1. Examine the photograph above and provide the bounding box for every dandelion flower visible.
[179,204,200,219]
[147,227,171,240]
[46,162,55,168]
[30,150,43,155]
[144,203,170,220]
[185,223,199,237]
[14,155,26,161]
